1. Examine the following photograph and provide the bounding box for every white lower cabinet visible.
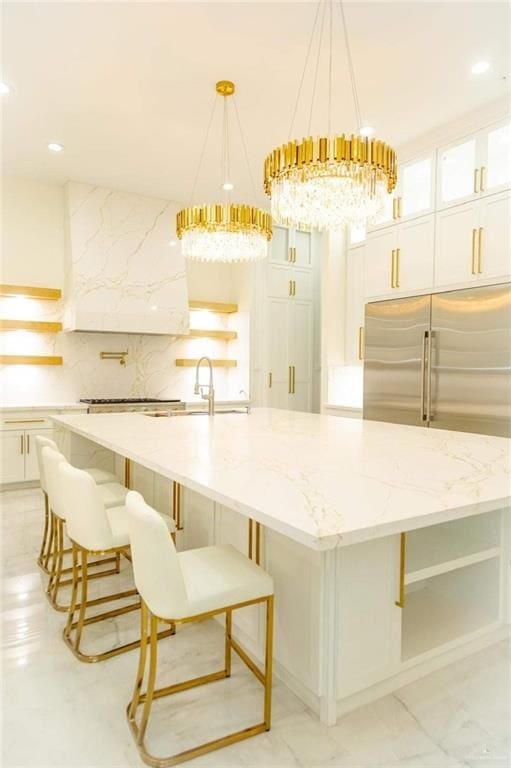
[266,297,313,412]
[434,190,511,287]
[345,245,365,365]
[0,426,53,484]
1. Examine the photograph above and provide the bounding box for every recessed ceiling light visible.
[359,125,375,137]
[168,240,177,247]
[150,305,158,311]
[471,61,490,75]
[222,181,234,191]
[47,142,64,152]
[0,81,11,95]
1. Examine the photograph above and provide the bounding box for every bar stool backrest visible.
[35,435,59,494]
[59,462,116,552]
[126,491,189,620]
[42,446,69,520]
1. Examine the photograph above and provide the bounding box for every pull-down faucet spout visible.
[194,356,215,416]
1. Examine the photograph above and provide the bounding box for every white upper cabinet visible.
[480,120,511,196]
[269,225,290,264]
[437,119,511,210]
[434,190,511,287]
[294,229,313,267]
[63,182,189,334]
[369,153,435,231]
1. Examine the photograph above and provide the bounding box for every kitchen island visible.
[52,408,511,723]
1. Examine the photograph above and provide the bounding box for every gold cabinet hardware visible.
[471,228,478,274]
[358,327,365,361]
[292,247,297,263]
[395,247,400,288]
[397,197,402,218]
[473,168,479,193]
[395,532,406,608]
[288,366,292,394]
[480,166,486,192]
[172,481,183,530]
[391,250,395,288]
[292,280,296,296]
[288,280,293,296]
[392,198,396,219]
[20,434,24,455]
[291,365,296,394]
[268,371,272,389]
[4,418,46,424]
[100,351,128,366]
[478,227,483,273]
[124,457,131,489]
[26,434,30,454]
[287,247,292,262]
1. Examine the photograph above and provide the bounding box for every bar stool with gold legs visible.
[125,490,275,767]
[41,445,129,612]
[57,459,176,663]
[35,435,120,575]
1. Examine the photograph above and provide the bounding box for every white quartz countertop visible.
[52,408,511,550]
[1,403,89,412]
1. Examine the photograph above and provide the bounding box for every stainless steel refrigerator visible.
[363,283,511,437]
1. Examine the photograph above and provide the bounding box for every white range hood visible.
[63,182,189,335]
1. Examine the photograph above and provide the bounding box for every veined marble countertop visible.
[52,407,511,550]
[0,403,89,412]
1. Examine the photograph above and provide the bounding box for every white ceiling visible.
[2,1,510,208]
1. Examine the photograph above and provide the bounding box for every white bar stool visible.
[35,435,120,574]
[42,445,129,612]
[58,460,176,663]
[125,490,275,767]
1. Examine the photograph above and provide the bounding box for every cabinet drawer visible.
[1,416,53,431]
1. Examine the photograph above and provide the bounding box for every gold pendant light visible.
[263,1,397,231]
[177,80,272,263]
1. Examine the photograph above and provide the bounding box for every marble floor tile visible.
[1,488,510,768]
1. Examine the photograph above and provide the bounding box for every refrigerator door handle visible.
[420,330,428,421]
[426,330,433,423]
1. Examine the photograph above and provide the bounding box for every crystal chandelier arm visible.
[287,1,322,141]
[337,0,362,130]
[307,0,327,136]
[188,93,219,206]
[232,95,260,208]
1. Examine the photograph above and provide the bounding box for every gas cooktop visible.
[80,398,182,405]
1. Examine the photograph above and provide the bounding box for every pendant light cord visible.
[307,0,327,136]
[233,95,259,207]
[188,93,218,206]
[288,1,322,140]
[337,0,362,129]
[328,0,333,135]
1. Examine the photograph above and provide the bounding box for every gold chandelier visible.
[263,1,397,231]
[177,80,272,263]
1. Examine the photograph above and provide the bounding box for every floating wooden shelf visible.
[189,300,238,314]
[0,355,63,366]
[175,358,237,368]
[0,284,62,300]
[0,319,63,333]
[182,329,237,341]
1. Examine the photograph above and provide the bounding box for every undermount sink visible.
[143,408,249,418]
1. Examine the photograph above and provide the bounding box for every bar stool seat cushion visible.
[106,505,176,548]
[84,467,119,485]
[176,545,274,619]
[99,482,129,509]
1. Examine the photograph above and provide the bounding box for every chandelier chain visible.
[337,0,362,130]
[221,95,232,196]
[288,1,322,140]
[328,0,333,135]
[232,95,259,207]
[188,93,218,206]
[307,0,327,136]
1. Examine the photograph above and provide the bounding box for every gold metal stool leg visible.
[127,594,274,767]
[63,544,174,664]
[37,491,52,574]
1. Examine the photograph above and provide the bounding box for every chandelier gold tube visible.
[177,80,272,263]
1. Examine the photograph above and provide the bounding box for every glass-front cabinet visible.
[437,119,511,209]
[369,152,435,231]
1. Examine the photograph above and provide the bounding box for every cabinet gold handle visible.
[26,435,30,453]
[478,227,483,273]
[395,247,400,288]
[20,435,24,454]
[288,280,292,296]
[395,532,406,608]
[390,249,396,288]
[288,366,292,394]
[392,198,397,219]
[397,197,402,218]
[293,247,297,263]
[471,228,477,274]
[358,327,365,360]
[5,418,46,424]
[287,247,292,262]
[268,371,272,389]
[480,166,486,192]
[473,168,479,193]
[293,280,296,296]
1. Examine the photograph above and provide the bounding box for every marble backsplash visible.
[0,296,245,404]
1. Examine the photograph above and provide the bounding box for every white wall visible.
[0,176,246,405]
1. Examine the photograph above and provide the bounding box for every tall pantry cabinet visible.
[251,225,320,412]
